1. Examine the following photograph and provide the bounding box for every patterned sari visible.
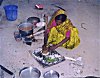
[47,9,80,50]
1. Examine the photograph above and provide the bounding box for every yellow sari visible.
[47,9,80,50]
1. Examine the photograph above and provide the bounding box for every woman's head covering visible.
[54,9,66,17]
[48,9,67,27]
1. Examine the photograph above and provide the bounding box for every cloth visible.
[47,9,80,50]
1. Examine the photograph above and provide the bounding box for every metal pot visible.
[27,17,40,27]
[43,70,59,78]
[18,22,33,37]
[19,67,41,78]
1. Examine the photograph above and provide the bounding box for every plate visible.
[31,48,65,68]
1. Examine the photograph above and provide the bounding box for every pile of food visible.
[32,48,65,67]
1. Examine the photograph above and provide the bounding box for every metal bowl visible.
[19,67,41,78]
[43,70,59,78]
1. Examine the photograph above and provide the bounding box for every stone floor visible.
[0,0,100,78]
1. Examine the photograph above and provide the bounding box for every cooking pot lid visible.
[19,67,41,78]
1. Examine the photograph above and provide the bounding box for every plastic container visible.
[4,5,18,21]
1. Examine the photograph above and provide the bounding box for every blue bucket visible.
[4,5,18,21]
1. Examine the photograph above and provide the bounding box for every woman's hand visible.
[42,44,56,52]
[48,37,70,51]
[48,45,57,51]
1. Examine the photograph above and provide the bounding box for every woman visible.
[42,9,80,54]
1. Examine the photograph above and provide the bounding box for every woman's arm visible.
[48,37,69,51]
[48,30,71,51]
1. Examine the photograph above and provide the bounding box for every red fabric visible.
[47,20,56,33]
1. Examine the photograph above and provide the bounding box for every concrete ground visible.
[0,0,100,78]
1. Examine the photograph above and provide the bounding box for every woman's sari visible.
[47,9,80,50]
